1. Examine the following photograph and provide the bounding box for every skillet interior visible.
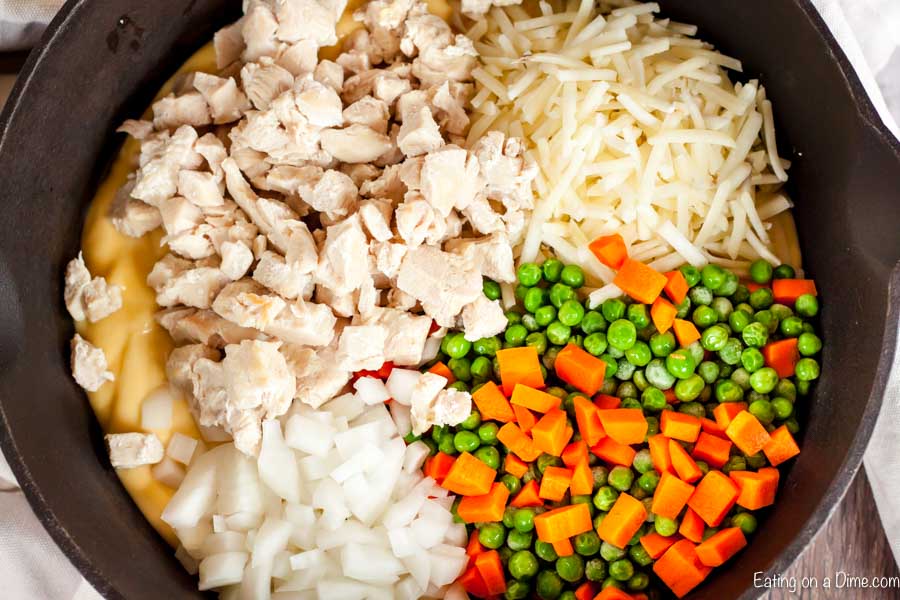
[0,1,897,598]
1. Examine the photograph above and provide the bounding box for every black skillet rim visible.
[0,1,897,599]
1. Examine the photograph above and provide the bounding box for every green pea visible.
[626,304,651,329]
[448,357,471,382]
[443,333,471,358]
[798,332,822,356]
[536,571,564,599]
[547,321,572,346]
[769,263,793,279]
[616,360,637,381]
[505,580,530,599]
[453,430,480,453]
[795,294,819,317]
[513,508,535,533]
[471,356,493,381]
[675,297,692,319]
[637,471,660,493]
[592,466,610,490]
[715,379,744,403]
[740,322,768,349]
[722,455,747,474]
[679,401,705,419]
[594,486,619,511]
[509,550,540,579]
[645,359,676,389]
[556,555,585,582]
[506,310,523,326]
[608,466,634,492]
[719,337,744,365]
[524,287,548,313]
[524,331,548,355]
[698,360,720,384]
[479,522,506,549]
[649,332,677,357]
[535,540,559,562]
[535,305,558,327]
[740,347,765,373]
[620,398,642,410]
[624,341,652,367]
[749,367,778,394]
[679,265,702,287]
[448,381,470,393]
[518,262,543,286]
[504,324,528,347]
[750,287,774,310]
[507,529,534,551]
[561,264,586,288]
[755,310,779,334]
[627,572,650,591]
[580,311,607,334]
[607,319,638,351]
[731,367,751,390]
[549,283,575,308]
[632,369,649,391]
[475,446,501,469]
[732,285,751,304]
[719,270,740,296]
[461,409,482,430]
[609,558,634,582]
[665,349,696,379]
[712,297,734,321]
[600,354,618,379]
[537,453,564,474]
[746,452,767,469]
[749,259,773,284]
[689,285,713,306]
[731,512,758,535]
[779,316,804,337]
[473,336,501,356]
[772,397,794,420]
[558,300,586,327]
[515,284,529,302]
[543,346,561,370]
[616,382,638,400]
[675,374,705,401]
[541,258,564,283]
[601,298,626,322]
[629,544,653,568]
[483,279,502,300]
[585,558,608,582]
[501,474,522,494]
[692,305,718,328]
[775,379,797,402]
[770,303,793,320]
[729,309,752,333]
[748,399,775,424]
[654,516,678,536]
[438,434,458,455]
[581,332,607,357]
[600,541,626,562]
[641,386,667,412]
[795,357,820,381]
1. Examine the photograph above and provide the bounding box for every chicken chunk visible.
[296,167,358,221]
[274,0,340,46]
[241,59,295,111]
[159,197,204,237]
[342,96,390,134]
[471,131,537,211]
[315,214,369,295]
[446,232,517,283]
[396,245,482,327]
[178,170,225,208]
[214,19,245,68]
[212,279,287,329]
[358,199,393,242]
[293,78,344,128]
[116,119,154,140]
[132,126,203,207]
[193,73,251,124]
[165,343,221,392]
[314,59,344,92]
[150,258,229,309]
[105,433,164,469]
[371,241,407,280]
[336,324,387,371]
[264,299,337,346]
[409,372,471,435]
[363,306,431,365]
[109,191,163,238]
[277,39,319,76]
[280,343,350,409]
[461,296,507,342]
[220,241,254,280]
[252,250,312,299]
[320,124,393,164]
[420,146,481,216]
[373,72,412,106]
[413,35,478,87]
[152,92,211,130]
[397,106,443,157]
[241,3,280,62]
[70,334,114,392]
[156,308,263,348]
[64,254,123,323]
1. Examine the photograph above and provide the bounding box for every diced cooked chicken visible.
[315,214,369,295]
[295,167,357,221]
[373,71,412,106]
[274,219,318,274]
[212,279,287,329]
[313,59,344,92]
[400,11,453,57]
[294,78,344,127]
[336,324,387,371]
[462,195,505,235]
[131,126,203,207]
[241,59,294,111]
[151,260,230,309]
[156,308,263,348]
[152,92,211,131]
[70,334,114,392]
[159,197,204,237]
[214,19,245,69]
[397,105,443,157]
[359,0,415,31]
[431,81,470,135]
[105,433,164,469]
[371,241,407,280]
[264,299,337,346]
[194,133,228,180]
[360,163,405,202]
[336,50,372,76]
[177,170,225,208]
[280,342,350,409]
[165,343,221,392]
[241,2,280,62]
[461,295,507,342]
[395,195,436,247]
[420,146,481,216]
[252,250,313,299]
[409,373,470,434]
[193,73,251,124]
[386,287,417,310]
[315,283,357,318]
[358,199,393,242]
[363,306,431,365]
[446,232,516,283]
[277,39,318,76]
[219,241,254,280]
[342,96,390,134]
[413,35,478,87]
[116,119,154,140]
[320,124,393,164]
[274,0,340,46]
[470,131,537,211]
[64,254,123,323]
[396,245,481,327]
[461,0,523,16]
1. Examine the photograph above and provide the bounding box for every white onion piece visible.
[445,523,469,546]
[239,563,271,600]
[396,576,424,600]
[167,432,200,465]
[312,478,349,531]
[353,377,391,405]
[151,456,185,489]
[271,550,292,580]
[385,369,420,406]
[198,424,232,442]
[176,520,212,556]
[341,543,404,586]
[387,528,418,558]
[141,385,174,431]
[201,532,247,557]
[400,552,431,592]
[389,401,412,438]
[258,420,301,504]
[161,446,220,529]
[212,514,227,533]
[401,441,429,473]
[322,393,365,421]
[444,581,471,600]
[225,511,263,533]
[284,414,335,457]
[198,552,248,591]
[315,578,372,600]
[283,503,316,550]
[217,447,264,516]
[175,545,199,575]
[252,517,293,568]
[429,544,468,586]
[289,549,323,571]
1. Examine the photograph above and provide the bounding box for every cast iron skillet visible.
[0,0,898,598]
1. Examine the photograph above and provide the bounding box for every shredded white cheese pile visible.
[463,0,795,285]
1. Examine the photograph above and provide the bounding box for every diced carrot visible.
[423,452,456,484]
[679,506,705,543]
[598,409,648,445]
[725,411,772,456]
[668,439,702,483]
[640,531,679,559]
[459,565,490,598]
[614,259,668,304]
[598,493,647,548]
[664,270,689,304]
[645,435,672,477]
[458,482,511,523]
[695,527,748,567]
[441,452,497,496]
[763,425,800,466]
[762,338,801,378]
[555,344,608,395]
[713,402,748,430]
[466,533,486,567]
[562,440,589,469]
[589,233,629,270]
[595,587,635,600]
[651,472,695,520]
[472,380,515,423]
[510,480,543,508]
[510,384,561,413]
[570,459,594,496]
[504,453,529,478]
[497,347,545,395]
[590,436,637,467]
[498,422,542,462]
[594,394,622,409]
[532,409,573,456]
[653,539,711,598]
[574,581,598,600]
[664,388,678,404]
[691,432,733,469]
[427,361,455,384]
[746,282,764,292]
[513,404,538,433]
[475,549,507,595]
[651,297,678,334]
[660,410,701,443]
[552,537,575,557]
[534,503,593,543]
[730,467,780,510]
[700,417,728,439]
[687,471,739,527]
[539,466,574,501]
[672,319,701,347]
[574,397,606,446]
[772,278,817,304]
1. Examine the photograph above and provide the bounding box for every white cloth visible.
[0,1,898,599]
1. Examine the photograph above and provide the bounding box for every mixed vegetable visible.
[416,248,821,599]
